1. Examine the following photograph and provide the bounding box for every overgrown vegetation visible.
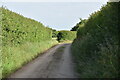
[1,7,58,78]
[2,8,52,45]
[2,40,57,78]
[52,29,59,38]
[57,30,76,42]
[71,2,119,78]
[0,6,2,79]
[71,18,87,31]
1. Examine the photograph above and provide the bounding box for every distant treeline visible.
[51,29,77,42]
[71,2,119,78]
[57,30,76,42]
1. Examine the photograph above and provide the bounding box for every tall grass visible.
[2,40,58,78]
[71,2,119,78]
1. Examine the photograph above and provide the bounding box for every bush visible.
[57,30,76,42]
[71,18,87,31]
[1,7,58,78]
[52,29,59,38]
[1,8,52,46]
[71,2,119,78]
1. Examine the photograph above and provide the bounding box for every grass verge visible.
[2,39,58,78]
[59,40,73,44]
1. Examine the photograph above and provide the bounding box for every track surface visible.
[9,43,77,78]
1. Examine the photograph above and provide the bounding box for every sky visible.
[1,0,109,30]
[3,0,109,2]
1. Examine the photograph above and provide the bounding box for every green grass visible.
[2,39,58,78]
[0,48,1,79]
[59,40,73,44]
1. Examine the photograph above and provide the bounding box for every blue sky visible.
[2,1,108,30]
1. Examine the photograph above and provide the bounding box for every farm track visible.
[9,43,78,78]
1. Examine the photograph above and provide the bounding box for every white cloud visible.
[4,0,110,2]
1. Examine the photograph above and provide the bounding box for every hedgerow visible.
[1,7,58,77]
[52,29,59,38]
[71,2,119,78]
[1,8,52,46]
[57,31,76,42]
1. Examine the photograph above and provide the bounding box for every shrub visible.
[1,7,58,78]
[71,2,119,78]
[71,18,87,31]
[1,7,52,46]
[57,30,76,42]
[52,29,59,38]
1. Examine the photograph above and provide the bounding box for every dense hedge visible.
[1,8,58,77]
[71,2,119,78]
[52,29,59,38]
[1,8,52,46]
[57,31,76,42]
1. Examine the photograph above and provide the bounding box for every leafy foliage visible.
[57,31,76,42]
[52,29,59,38]
[1,7,58,78]
[2,40,58,78]
[71,18,87,31]
[71,2,119,78]
[1,8,52,46]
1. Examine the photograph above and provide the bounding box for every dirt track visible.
[9,43,77,78]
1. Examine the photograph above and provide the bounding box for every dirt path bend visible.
[9,43,77,78]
